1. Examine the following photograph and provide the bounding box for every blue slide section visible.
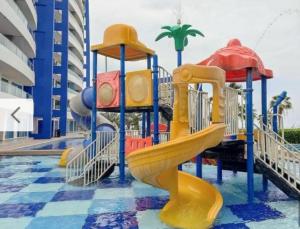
[69,87,115,132]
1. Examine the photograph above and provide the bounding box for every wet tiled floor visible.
[0,156,298,229]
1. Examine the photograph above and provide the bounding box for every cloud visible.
[90,0,300,127]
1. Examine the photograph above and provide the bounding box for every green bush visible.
[282,129,300,144]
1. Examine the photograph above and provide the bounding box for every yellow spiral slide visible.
[126,64,226,229]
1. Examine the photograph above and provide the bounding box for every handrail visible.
[83,134,119,185]
[258,122,300,155]
[255,123,300,192]
[0,79,31,98]
[66,131,119,184]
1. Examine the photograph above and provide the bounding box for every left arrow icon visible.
[11,106,21,123]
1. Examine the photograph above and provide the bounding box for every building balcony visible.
[69,0,84,29]
[68,31,84,61]
[68,50,84,76]
[15,0,37,30]
[0,33,34,86]
[68,69,83,90]
[69,12,84,45]
[68,87,80,100]
[1,0,35,58]
[0,78,32,98]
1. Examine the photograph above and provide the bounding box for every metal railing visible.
[66,131,118,184]
[224,87,240,136]
[159,132,170,143]
[84,133,119,185]
[0,33,34,70]
[0,79,31,98]
[255,122,300,192]
[158,66,173,108]
[188,88,210,133]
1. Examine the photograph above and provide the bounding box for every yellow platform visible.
[91,24,154,61]
[127,64,226,229]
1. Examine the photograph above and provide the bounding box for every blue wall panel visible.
[32,0,55,139]
[54,0,69,136]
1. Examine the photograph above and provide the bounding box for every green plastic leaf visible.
[155,31,172,41]
[181,24,192,32]
[186,29,205,37]
[184,38,188,47]
[161,26,172,31]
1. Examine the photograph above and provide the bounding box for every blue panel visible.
[55,0,68,136]
[32,0,55,139]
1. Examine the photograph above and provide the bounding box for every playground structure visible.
[64,24,300,228]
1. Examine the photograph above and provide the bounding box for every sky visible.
[89,0,300,128]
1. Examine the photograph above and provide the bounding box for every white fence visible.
[255,122,300,192]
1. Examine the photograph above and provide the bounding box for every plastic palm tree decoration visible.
[155,23,204,52]
[155,21,204,67]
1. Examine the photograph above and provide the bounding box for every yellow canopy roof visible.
[91,24,155,61]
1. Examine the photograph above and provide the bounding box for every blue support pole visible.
[146,112,151,136]
[272,91,287,134]
[119,45,126,182]
[196,155,202,178]
[177,50,183,170]
[142,113,146,138]
[84,0,91,87]
[153,55,159,145]
[146,55,152,137]
[246,68,254,203]
[91,51,97,143]
[273,106,278,133]
[145,55,152,137]
[217,159,223,184]
[177,50,182,67]
[261,76,268,191]
[196,84,203,177]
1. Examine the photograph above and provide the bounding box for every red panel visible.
[125,137,153,155]
[198,39,273,82]
[96,71,120,108]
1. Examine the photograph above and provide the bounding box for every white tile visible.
[0,217,33,229]
[0,193,15,204]
[20,183,64,192]
[94,188,134,199]
[136,210,171,229]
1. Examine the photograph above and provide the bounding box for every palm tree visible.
[228,83,242,90]
[269,95,292,115]
[155,23,204,66]
[269,95,292,129]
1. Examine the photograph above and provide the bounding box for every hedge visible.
[282,128,300,144]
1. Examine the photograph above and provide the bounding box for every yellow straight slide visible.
[127,64,226,229]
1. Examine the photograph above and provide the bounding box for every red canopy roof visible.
[198,39,273,82]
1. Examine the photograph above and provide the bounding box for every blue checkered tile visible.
[0,156,296,229]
